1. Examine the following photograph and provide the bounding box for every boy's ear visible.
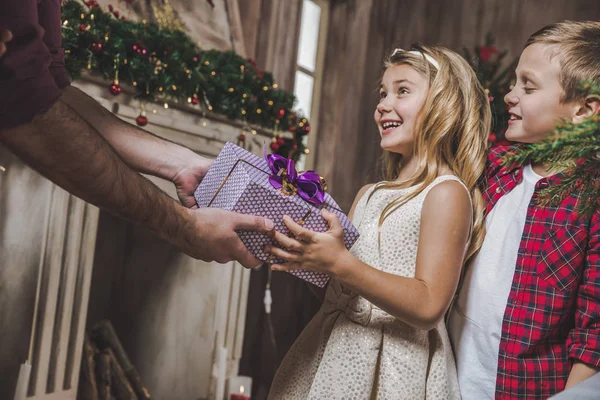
[573,95,600,123]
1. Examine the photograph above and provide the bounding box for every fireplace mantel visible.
[0,77,277,400]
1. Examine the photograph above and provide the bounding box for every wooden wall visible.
[239,1,600,399]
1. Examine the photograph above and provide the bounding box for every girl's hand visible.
[266,209,348,275]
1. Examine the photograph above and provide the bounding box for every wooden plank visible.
[29,186,70,395]
[225,0,248,57]
[67,203,100,391]
[48,197,85,392]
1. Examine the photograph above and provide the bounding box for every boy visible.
[448,21,600,399]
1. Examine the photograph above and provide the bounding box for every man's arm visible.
[0,98,273,266]
[60,85,212,208]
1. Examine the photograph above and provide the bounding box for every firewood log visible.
[91,320,151,399]
[95,350,111,400]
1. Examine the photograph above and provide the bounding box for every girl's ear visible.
[573,95,600,123]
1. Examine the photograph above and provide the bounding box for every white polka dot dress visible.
[268,176,464,400]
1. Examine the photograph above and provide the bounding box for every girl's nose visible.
[376,100,392,114]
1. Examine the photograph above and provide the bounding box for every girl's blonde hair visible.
[373,44,490,264]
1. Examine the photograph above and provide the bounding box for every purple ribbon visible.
[264,149,325,206]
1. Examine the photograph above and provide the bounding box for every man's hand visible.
[0,29,12,58]
[182,208,274,268]
[172,156,214,208]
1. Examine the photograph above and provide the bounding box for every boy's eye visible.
[379,91,387,100]
[523,86,535,94]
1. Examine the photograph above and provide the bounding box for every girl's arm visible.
[304,183,374,301]
[269,180,471,331]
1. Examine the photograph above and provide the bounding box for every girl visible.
[266,44,491,399]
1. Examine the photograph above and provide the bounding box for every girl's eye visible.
[379,91,387,100]
[398,87,409,95]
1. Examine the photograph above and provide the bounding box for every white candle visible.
[13,362,31,400]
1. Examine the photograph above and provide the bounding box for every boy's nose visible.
[504,90,518,106]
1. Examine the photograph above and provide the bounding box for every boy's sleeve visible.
[0,0,63,130]
[567,210,600,368]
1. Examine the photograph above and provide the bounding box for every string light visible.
[273,84,278,88]
[164,103,169,109]
[211,71,216,76]
[256,109,262,114]
[0,166,6,172]
[268,100,274,106]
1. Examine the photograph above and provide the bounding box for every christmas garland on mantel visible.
[62,0,310,159]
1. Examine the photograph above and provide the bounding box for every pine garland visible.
[503,83,600,217]
[61,0,310,159]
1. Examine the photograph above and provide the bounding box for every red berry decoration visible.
[113,11,120,17]
[136,111,148,126]
[90,42,103,53]
[191,96,199,105]
[108,4,114,11]
[109,80,121,95]
[289,126,296,132]
[238,133,246,142]
[79,24,86,31]
[277,137,285,146]
[270,142,280,152]
[277,109,285,119]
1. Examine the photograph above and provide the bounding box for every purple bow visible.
[264,149,325,206]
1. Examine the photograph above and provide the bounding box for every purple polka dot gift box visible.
[194,142,360,287]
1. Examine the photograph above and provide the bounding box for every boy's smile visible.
[504,43,579,143]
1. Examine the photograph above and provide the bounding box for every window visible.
[293,0,329,170]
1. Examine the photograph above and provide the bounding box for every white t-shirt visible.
[448,164,543,399]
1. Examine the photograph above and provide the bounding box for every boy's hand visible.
[266,209,348,275]
[172,156,214,208]
[0,29,12,58]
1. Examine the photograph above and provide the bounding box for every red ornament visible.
[276,137,285,146]
[238,133,246,142]
[191,96,199,105]
[109,80,122,95]
[269,142,280,152]
[488,133,497,142]
[113,10,120,17]
[108,4,114,11]
[79,24,86,31]
[278,109,285,118]
[90,42,103,53]
[289,126,296,132]
[136,114,148,127]
[479,45,500,63]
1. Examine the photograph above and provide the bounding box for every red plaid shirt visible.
[486,146,600,399]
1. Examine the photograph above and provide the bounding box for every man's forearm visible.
[0,98,191,247]
[60,85,200,180]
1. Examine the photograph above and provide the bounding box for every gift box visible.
[194,142,360,287]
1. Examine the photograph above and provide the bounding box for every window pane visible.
[294,70,314,120]
[297,0,321,73]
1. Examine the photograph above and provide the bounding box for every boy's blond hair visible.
[525,21,600,103]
